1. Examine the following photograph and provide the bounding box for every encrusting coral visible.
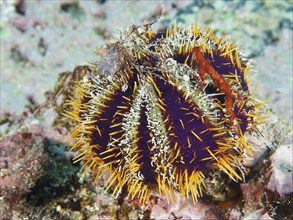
[65,21,266,204]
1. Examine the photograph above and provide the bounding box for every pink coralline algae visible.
[267,144,293,197]
[0,130,48,217]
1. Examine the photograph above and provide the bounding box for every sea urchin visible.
[65,22,264,204]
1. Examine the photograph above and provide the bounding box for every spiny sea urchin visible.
[65,22,265,204]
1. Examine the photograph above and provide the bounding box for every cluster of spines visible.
[66,22,266,204]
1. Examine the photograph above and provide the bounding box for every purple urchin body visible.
[66,22,262,203]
